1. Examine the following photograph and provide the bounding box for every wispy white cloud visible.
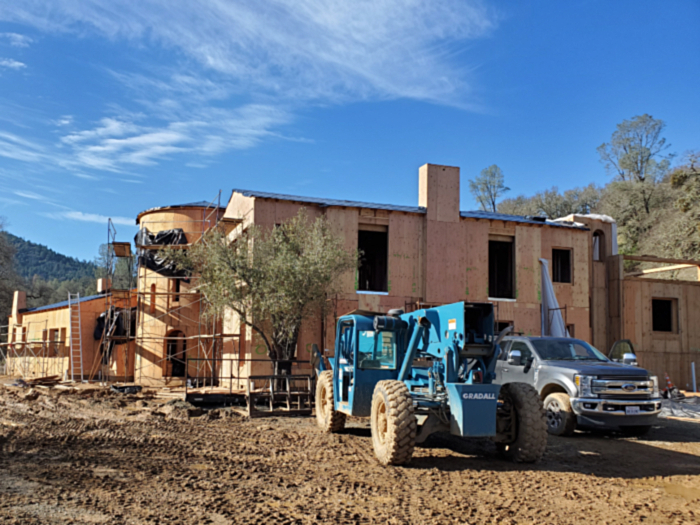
[0,58,26,69]
[0,1,498,172]
[0,131,46,162]
[0,32,33,47]
[0,1,496,104]
[14,190,46,200]
[52,115,74,127]
[58,104,292,171]
[45,210,134,226]
[61,117,140,144]
[0,196,27,206]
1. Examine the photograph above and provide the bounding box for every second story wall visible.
[225,163,592,356]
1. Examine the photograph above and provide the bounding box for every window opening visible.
[358,229,388,292]
[552,249,572,283]
[489,240,515,299]
[49,329,59,356]
[652,298,676,333]
[173,279,181,302]
[496,321,513,334]
[166,331,187,377]
[592,231,605,262]
[150,284,156,314]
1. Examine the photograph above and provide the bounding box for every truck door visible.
[494,340,511,384]
[498,341,536,386]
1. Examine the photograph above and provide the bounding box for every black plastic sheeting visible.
[94,307,136,364]
[110,385,143,395]
[135,227,190,280]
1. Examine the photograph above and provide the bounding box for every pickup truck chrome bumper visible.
[570,397,662,417]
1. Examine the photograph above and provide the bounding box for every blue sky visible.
[0,1,698,261]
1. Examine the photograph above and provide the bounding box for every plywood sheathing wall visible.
[622,277,700,389]
[464,220,489,302]
[387,212,423,299]
[540,223,591,342]
[570,216,615,351]
[226,180,593,364]
[514,224,542,336]
[6,297,111,380]
[324,205,422,354]
[421,164,462,305]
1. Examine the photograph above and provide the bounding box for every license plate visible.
[625,406,640,415]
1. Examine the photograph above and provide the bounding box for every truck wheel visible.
[371,380,416,466]
[543,393,577,437]
[316,371,345,433]
[496,383,547,463]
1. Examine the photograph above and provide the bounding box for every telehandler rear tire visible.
[496,383,547,463]
[371,380,416,466]
[316,371,346,433]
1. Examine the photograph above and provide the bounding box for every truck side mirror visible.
[508,349,522,366]
[622,353,637,366]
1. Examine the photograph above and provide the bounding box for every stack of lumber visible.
[23,375,61,387]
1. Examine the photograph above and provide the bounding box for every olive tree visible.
[168,209,357,374]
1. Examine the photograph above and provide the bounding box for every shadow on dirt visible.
[340,427,371,438]
[404,418,700,478]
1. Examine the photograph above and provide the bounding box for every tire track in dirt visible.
[1,386,700,524]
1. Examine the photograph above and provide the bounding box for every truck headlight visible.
[575,375,595,398]
[651,376,660,397]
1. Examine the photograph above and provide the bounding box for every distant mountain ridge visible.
[6,233,97,281]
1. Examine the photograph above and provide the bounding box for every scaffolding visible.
[89,219,137,383]
[129,192,241,387]
[0,318,68,379]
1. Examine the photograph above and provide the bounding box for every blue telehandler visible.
[315,302,547,465]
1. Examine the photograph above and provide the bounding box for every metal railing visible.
[183,357,312,396]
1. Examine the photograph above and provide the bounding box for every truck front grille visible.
[599,394,651,400]
[592,377,652,397]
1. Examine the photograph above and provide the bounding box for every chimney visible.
[418,164,460,223]
[11,290,26,322]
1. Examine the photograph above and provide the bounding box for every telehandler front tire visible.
[370,380,416,466]
[496,383,547,463]
[316,371,345,433]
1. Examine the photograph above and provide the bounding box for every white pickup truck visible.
[494,336,662,436]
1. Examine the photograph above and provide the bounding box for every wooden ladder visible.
[67,293,84,382]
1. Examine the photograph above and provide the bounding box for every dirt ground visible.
[1,385,699,525]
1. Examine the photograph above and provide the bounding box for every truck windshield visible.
[531,339,608,362]
[358,330,397,370]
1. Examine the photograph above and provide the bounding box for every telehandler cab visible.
[315,302,547,465]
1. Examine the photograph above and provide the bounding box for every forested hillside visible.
[0,229,101,323]
[6,233,97,281]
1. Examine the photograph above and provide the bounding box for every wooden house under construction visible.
[2,163,699,390]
